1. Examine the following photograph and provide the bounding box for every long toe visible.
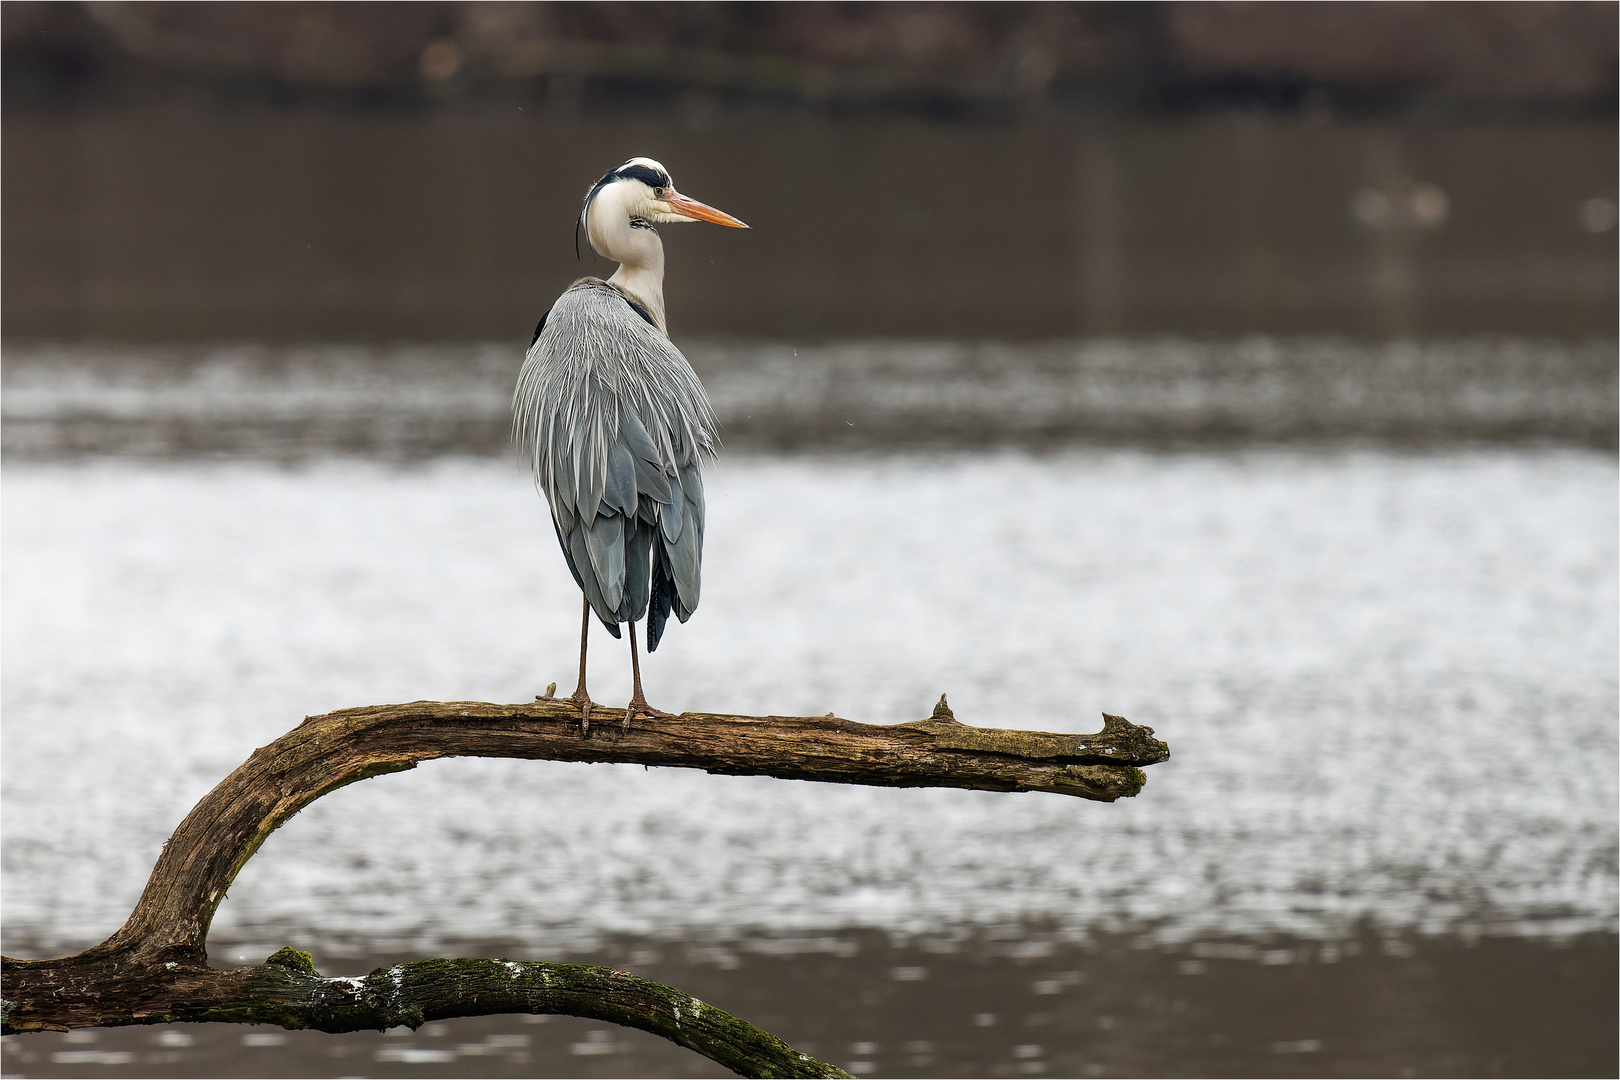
[625,700,678,722]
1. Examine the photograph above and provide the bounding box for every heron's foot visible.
[622,697,677,729]
[564,690,597,735]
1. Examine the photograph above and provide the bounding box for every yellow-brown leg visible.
[565,596,597,733]
[623,621,675,727]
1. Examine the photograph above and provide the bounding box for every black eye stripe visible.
[614,164,670,190]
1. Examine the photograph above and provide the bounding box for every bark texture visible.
[2,948,853,1078]
[1,694,1167,1076]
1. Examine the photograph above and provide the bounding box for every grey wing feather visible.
[585,514,625,610]
[660,480,684,545]
[514,279,718,638]
[622,412,672,504]
[679,459,705,521]
[603,440,638,519]
[560,517,620,638]
[674,460,705,614]
[622,518,653,625]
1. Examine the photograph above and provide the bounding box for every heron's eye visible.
[654,187,667,198]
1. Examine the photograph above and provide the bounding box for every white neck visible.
[585,183,668,334]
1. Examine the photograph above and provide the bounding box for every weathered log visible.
[1,694,1168,1076]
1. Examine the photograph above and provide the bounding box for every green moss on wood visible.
[264,947,317,975]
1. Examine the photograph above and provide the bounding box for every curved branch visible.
[1,693,1167,1074]
[100,696,1167,967]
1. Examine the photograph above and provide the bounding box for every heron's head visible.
[579,157,748,258]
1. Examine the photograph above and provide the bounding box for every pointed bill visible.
[659,190,749,228]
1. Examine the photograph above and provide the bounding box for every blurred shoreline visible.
[4,336,1614,459]
[6,110,1615,342]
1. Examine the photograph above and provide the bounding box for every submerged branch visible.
[1,692,1166,1075]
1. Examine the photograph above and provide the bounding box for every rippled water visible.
[4,336,1614,458]
[4,447,1613,958]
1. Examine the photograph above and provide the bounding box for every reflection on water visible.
[4,110,1615,341]
[4,448,1613,958]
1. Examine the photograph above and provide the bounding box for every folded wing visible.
[514,279,719,650]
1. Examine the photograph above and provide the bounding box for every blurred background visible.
[2,3,1616,1078]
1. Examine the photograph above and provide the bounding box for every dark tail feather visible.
[623,517,653,624]
[647,541,675,652]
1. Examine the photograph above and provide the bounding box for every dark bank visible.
[4,109,1615,343]
[4,3,1617,344]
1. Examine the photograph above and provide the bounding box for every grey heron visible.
[514,157,747,729]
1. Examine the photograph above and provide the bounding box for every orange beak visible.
[659,189,749,229]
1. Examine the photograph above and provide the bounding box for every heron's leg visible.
[623,621,675,727]
[565,595,596,732]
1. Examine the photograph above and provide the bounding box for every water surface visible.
[4,448,1613,956]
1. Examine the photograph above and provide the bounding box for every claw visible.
[623,698,677,728]
[566,692,595,736]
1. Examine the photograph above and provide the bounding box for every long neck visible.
[607,259,666,335]
[586,186,669,334]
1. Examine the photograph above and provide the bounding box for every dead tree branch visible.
[1,694,1167,1076]
[4,947,853,1078]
